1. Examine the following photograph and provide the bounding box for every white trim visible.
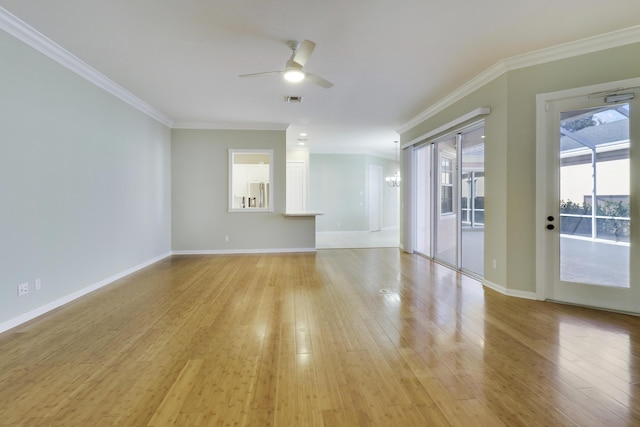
[483,280,540,301]
[536,76,640,105]
[0,7,173,127]
[0,252,172,334]
[283,212,323,217]
[172,248,317,255]
[535,92,549,301]
[402,107,490,149]
[399,25,640,134]
[172,122,290,131]
[228,148,274,212]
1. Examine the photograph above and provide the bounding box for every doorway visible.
[415,145,431,257]
[537,79,638,312]
[413,123,486,277]
[368,164,383,231]
[434,136,458,266]
[286,161,306,212]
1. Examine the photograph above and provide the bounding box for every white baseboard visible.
[482,280,540,300]
[317,229,398,234]
[0,252,172,334]
[172,248,317,255]
[316,231,368,235]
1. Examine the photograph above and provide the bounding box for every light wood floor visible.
[1,249,639,426]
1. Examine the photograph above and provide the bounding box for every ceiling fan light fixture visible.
[239,39,332,88]
[284,67,305,83]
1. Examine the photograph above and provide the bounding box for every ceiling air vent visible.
[284,96,303,103]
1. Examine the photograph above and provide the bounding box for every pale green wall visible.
[171,129,315,250]
[366,154,401,229]
[503,43,640,292]
[400,41,640,293]
[310,153,399,232]
[0,30,172,327]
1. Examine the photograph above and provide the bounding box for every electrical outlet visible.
[224,235,229,242]
[18,282,28,297]
[35,278,41,290]
[492,259,497,269]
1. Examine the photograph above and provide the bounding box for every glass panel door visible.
[560,105,630,287]
[541,86,638,313]
[460,126,485,275]
[415,144,431,257]
[434,137,457,266]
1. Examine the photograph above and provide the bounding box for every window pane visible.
[415,145,431,256]
[460,127,485,276]
[229,149,273,211]
[441,186,453,213]
[559,105,630,287]
[435,137,457,265]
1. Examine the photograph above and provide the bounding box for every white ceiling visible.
[2,0,640,158]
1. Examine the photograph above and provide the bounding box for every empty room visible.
[2,1,640,426]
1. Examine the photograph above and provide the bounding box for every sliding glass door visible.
[414,123,486,277]
[415,145,431,257]
[434,137,457,266]
[460,127,485,276]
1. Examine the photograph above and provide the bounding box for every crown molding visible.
[398,63,505,135]
[398,25,640,134]
[0,7,173,127]
[172,121,290,131]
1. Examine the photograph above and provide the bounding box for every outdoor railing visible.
[560,213,630,242]
[461,208,485,228]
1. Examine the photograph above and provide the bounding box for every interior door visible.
[368,164,382,231]
[286,161,306,212]
[540,84,638,312]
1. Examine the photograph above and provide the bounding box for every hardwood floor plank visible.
[147,359,204,426]
[307,321,346,411]
[321,408,369,427]
[245,407,274,427]
[295,353,324,427]
[273,323,297,427]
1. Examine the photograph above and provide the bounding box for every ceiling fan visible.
[239,39,334,88]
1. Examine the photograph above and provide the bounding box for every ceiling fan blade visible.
[305,72,333,89]
[292,39,316,67]
[238,71,282,78]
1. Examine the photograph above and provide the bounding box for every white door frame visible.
[535,76,640,307]
[368,164,383,232]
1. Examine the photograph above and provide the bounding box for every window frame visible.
[440,153,455,215]
[228,148,274,212]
